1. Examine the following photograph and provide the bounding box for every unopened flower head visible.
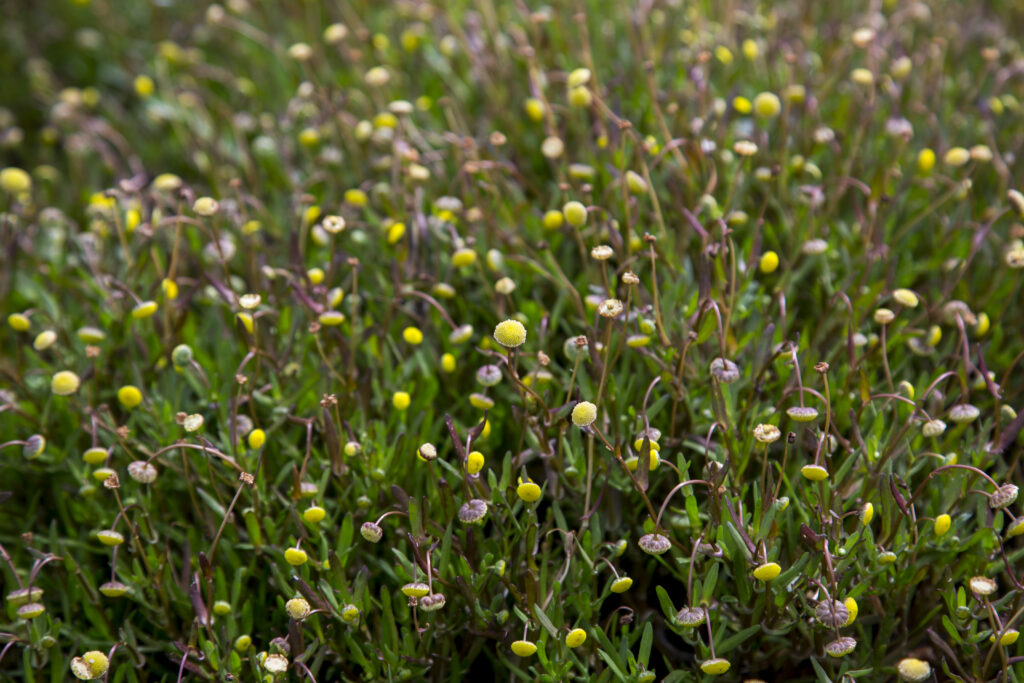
[825,637,857,658]
[419,593,446,611]
[193,196,219,216]
[815,599,850,628]
[922,419,946,437]
[949,404,980,424]
[787,406,819,422]
[675,606,706,627]
[638,533,671,555]
[361,522,383,543]
[709,357,740,383]
[458,498,488,524]
[127,460,158,483]
[990,484,1018,509]
[700,658,731,675]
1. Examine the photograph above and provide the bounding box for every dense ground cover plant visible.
[3,0,1024,680]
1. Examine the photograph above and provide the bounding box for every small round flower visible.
[709,357,740,383]
[591,245,614,261]
[458,499,488,524]
[97,530,125,546]
[83,447,107,465]
[511,640,537,657]
[393,391,411,411]
[517,481,542,503]
[303,506,326,524]
[33,330,57,351]
[360,522,383,543]
[248,429,266,450]
[753,91,781,118]
[466,450,485,475]
[562,201,587,227]
[127,460,158,484]
[825,637,857,658]
[8,313,30,331]
[234,635,252,652]
[52,370,81,396]
[893,289,919,308]
[610,576,633,593]
[801,465,829,482]
[572,401,597,427]
[419,593,446,611]
[638,533,671,555]
[213,600,231,616]
[949,404,980,424]
[734,140,758,156]
[675,606,706,627]
[171,344,193,368]
[1,167,32,194]
[843,597,859,625]
[6,587,43,606]
[877,550,897,565]
[99,581,129,598]
[701,658,731,675]
[760,250,779,274]
[117,385,143,409]
[402,582,430,598]
[417,443,437,462]
[493,319,527,348]
[476,364,502,387]
[862,502,874,526]
[934,514,951,536]
[969,576,997,596]
[873,308,895,325]
[183,414,204,432]
[70,651,109,680]
[1006,517,1024,538]
[93,467,116,482]
[944,147,970,167]
[21,436,47,462]
[441,353,456,373]
[922,419,946,438]
[897,657,931,682]
[132,301,159,319]
[753,424,781,444]
[995,629,1020,646]
[448,324,473,344]
[284,547,308,566]
[286,597,311,620]
[752,562,781,582]
[18,602,45,619]
[990,484,1018,509]
[815,599,850,628]
[787,406,819,422]
[402,326,424,345]
[263,653,289,674]
[565,627,587,648]
[192,196,220,216]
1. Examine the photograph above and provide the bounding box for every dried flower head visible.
[753,424,781,443]
[70,651,109,680]
[969,576,997,596]
[127,460,158,484]
[598,298,623,318]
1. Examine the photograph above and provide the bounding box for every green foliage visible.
[2,0,1024,681]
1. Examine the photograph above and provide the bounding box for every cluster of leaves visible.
[3,0,1024,681]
